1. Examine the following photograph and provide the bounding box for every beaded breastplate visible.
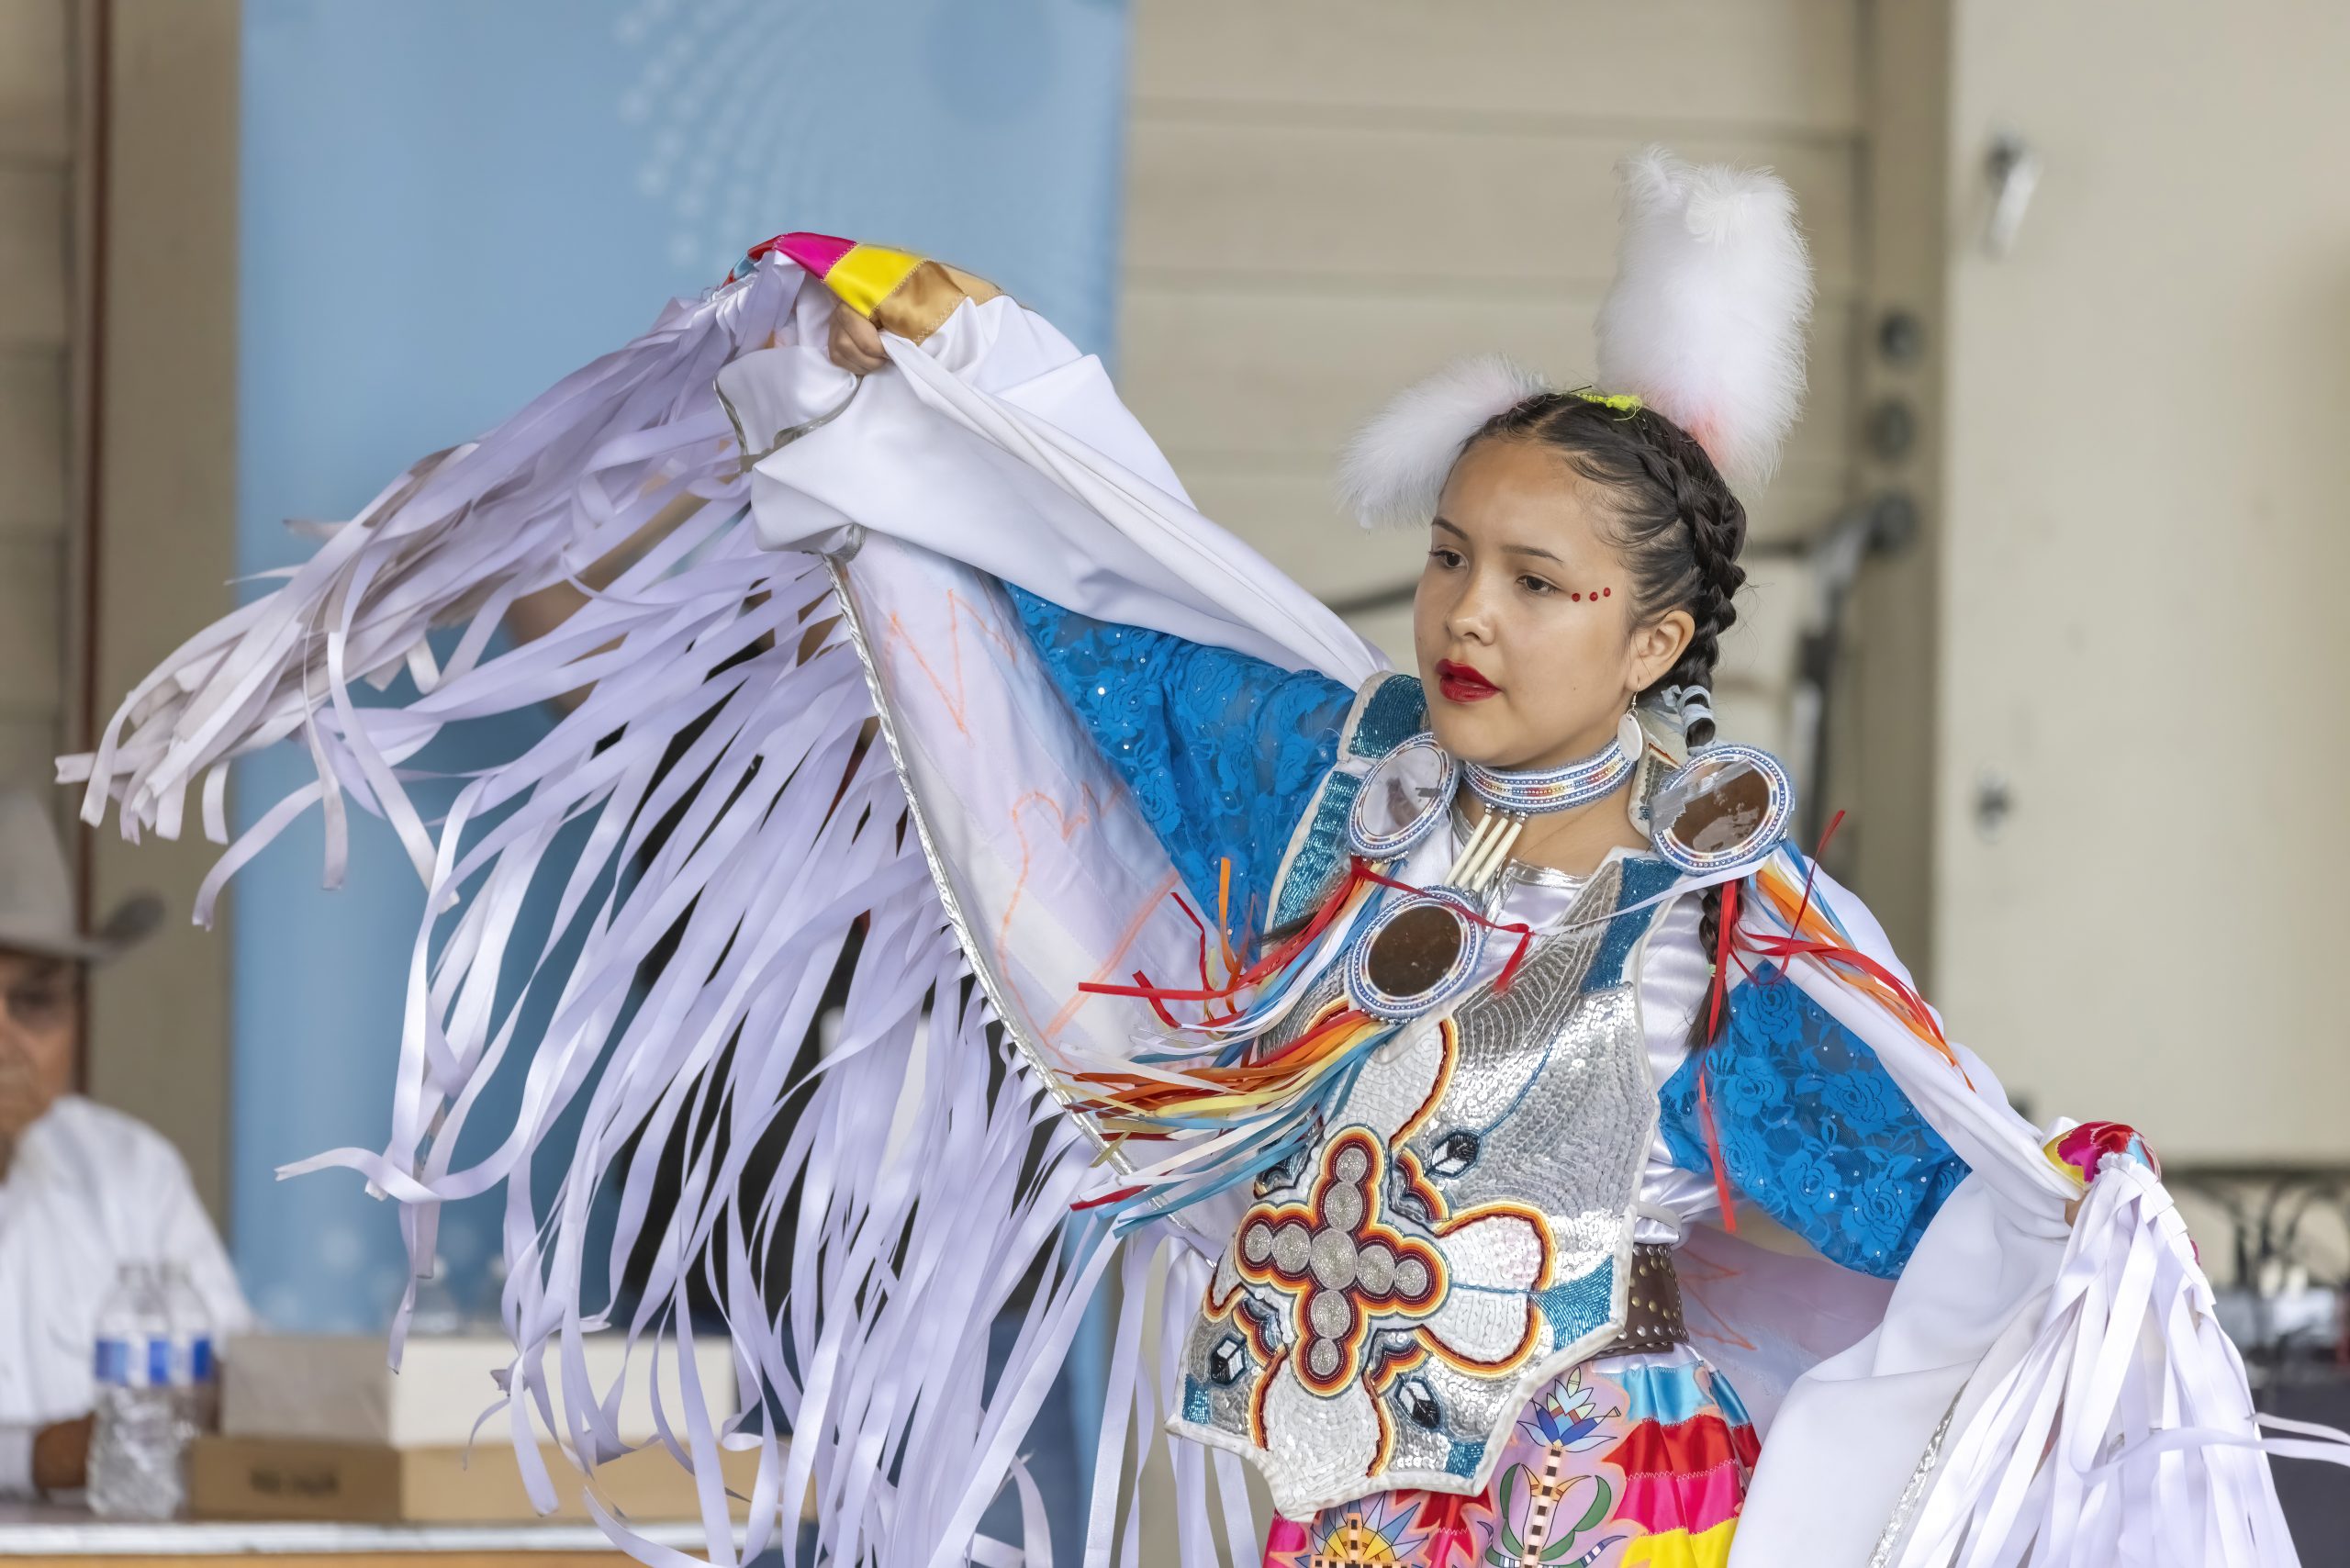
[1168,855,1673,1518]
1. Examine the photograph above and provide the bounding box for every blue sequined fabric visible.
[1005,585,1353,950]
[1264,673,1428,930]
[1658,963,1969,1278]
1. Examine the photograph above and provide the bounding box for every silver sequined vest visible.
[1167,849,1679,1519]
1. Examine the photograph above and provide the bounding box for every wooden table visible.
[0,1502,734,1567]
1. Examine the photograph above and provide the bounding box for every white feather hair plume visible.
[1337,146,1813,526]
[1595,145,1813,487]
[1337,353,1545,530]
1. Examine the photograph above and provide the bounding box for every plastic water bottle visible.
[87,1262,186,1519]
[160,1261,219,1436]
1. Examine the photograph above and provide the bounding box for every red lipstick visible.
[1436,659,1499,703]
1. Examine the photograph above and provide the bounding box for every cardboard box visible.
[189,1433,762,1524]
[222,1334,736,1449]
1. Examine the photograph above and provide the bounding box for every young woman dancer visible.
[71,151,2336,1565]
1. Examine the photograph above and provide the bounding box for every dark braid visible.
[1467,393,1750,1048]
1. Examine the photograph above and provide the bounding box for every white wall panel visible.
[1128,121,1859,299]
[0,166,66,346]
[1934,0,2350,1159]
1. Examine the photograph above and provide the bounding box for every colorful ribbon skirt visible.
[1262,1345,1759,1568]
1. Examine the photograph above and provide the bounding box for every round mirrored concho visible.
[1649,744,1796,875]
[1347,734,1460,859]
[1345,888,1486,1022]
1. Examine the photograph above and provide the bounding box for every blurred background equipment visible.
[2172,1163,2350,1538]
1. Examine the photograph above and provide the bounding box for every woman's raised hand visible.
[828,305,889,375]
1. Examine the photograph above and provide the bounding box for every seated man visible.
[0,790,252,1497]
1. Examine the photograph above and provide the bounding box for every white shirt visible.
[0,1095,253,1495]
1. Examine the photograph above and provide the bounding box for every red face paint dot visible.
[1602,587,1612,597]
[1572,592,1583,601]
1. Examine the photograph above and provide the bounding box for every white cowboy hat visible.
[0,788,161,963]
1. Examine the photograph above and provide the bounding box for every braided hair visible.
[1466,392,1749,1048]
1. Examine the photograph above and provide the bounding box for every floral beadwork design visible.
[1659,963,1968,1279]
[1237,1129,1448,1395]
[1199,1016,1563,1510]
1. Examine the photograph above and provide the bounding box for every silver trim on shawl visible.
[716,364,860,473]
[1870,1394,1960,1567]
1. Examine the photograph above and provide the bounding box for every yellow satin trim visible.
[2041,1133,2093,1189]
[1621,1518,1738,1568]
[822,244,924,319]
[818,246,1004,345]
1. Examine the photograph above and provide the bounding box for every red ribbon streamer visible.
[1080,858,1372,1006]
[1698,873,1741,1233]
[1079,857,1535,1013]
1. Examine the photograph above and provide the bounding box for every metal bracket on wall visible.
[1790,492,1918,845]
[1984,132,2042,258]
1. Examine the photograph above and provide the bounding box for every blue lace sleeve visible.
[1004,585,1354,948]
[1657,963,1969,1279]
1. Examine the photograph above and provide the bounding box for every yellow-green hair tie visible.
[1571,389,1645,414]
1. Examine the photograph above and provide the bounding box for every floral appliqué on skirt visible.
[1262,1346,1759,1568]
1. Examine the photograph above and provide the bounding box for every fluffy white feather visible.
[1594,146,1814,487]
[1337,353,1546,529]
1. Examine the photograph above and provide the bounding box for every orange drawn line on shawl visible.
[1370,1385,1397,1475]
[1042,866,1185,1045]
[1412,1202,1553,1378]
[1249,1348,1283,1447]
[989,783,1104,1036]
[868,585,1189,1065]
[1429,1198,1559,1293]
[982,785,1101,1045]
[879,588,1024,739]
[1203,1258,1248,1321]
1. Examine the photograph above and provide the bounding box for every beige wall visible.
[36,0,241,1223]
[0,0,71,799]
[1933,0,2350,1163]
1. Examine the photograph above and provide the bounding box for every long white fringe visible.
[1891,1159,2341,1567]
[65,256,1128,1566]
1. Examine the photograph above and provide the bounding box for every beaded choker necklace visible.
[1447,727,1634,898]
[1338,717,1644,1021]
[1460,733,1636,815]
